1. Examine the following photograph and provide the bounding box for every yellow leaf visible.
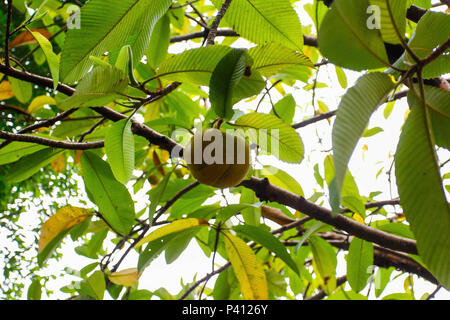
[108,268,140,287]
[353,213,365,225]
[28,95,56,114]
[0,81,14,100]
[9,29,52,48]
[39,206,91,253]
[135,218,209,248]
[74,150,83,165]
[223,232,268,300]
[51,153,66,172]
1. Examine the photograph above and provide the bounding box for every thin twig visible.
[5,0,13,68]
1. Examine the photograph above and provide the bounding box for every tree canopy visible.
[0,0,449,300]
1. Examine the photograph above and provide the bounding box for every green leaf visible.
[233,224,299,275]
[394,91,450,290]
[210,49,247,120]
[105,119,135,185]
[146,14,170,68]
[60,0,171,83]
[374,267,394,297]
[347,237,374,292]
[213,269,231,300]
[331,72,394,213]
[249,42,313,78]
[164,227,200,264]
[5,148,64,183]
[138,234,177,273]
[0,141,46,165]
[58,65,128,110]
[309,236,337,294]
[259,165,303,196]
[29,29,59,89]
[368,0,406,45]
[318,0,389,70]
[422,85,450,150]
[158,46,265,101]
[80,270,105,300]
[217,203,261,223]
[81,151,135,235]
[9,77,32,104]
[334,65,347,89]
[406,11,450,78]
[271,94,296,124]
[27,279,42,300]
[147,168,175,225]
[234,112,304,163]
[211,0,303,50]
[158,46,232,85]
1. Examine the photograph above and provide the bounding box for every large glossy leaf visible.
[211,0,303,50]
[5,148,64,183]
[331,73,394,213]
[249,42,313,78]
[58,65,128,110]
[223,232,268,300]
[158,46,265,100]
[346,237,374,292]
[423,86,450,150]
[233,224,299,274]
[0,141,46,165]
[234,112,304,163]
[60,0,171,83]
[210,49,247,120]
[81,151,135,235]
[395,91,450,289]
[406,11,450,78]
[105,119,135,185]
[318,0,389,70]
[368,0,406,45]
[146,14,170,69]
[158,46,232,85]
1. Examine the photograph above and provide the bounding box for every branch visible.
[239,177,418,255]
[292,110,337,129]
[4,0,13,68]
[170,29,318,47]
[0,130,104,150]
[205,0,234,46]
[305,276,347,300]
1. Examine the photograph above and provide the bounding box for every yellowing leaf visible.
[39,206,91,253]
[108,268,140,287]
[0,81,14,100]
[28,95,57,114]
[50,153,66,172]
[353,213,365,225]
[136,218,209,248]
[9,29,52,48]
[223,232,268,300]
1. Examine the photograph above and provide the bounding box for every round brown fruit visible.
[184,128,250,188]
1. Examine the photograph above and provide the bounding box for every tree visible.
[0,0,449,301]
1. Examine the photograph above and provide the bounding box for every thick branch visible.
[239,177,418,255]
[0,130,104,150]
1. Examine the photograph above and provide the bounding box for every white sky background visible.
[2,0,449,300]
